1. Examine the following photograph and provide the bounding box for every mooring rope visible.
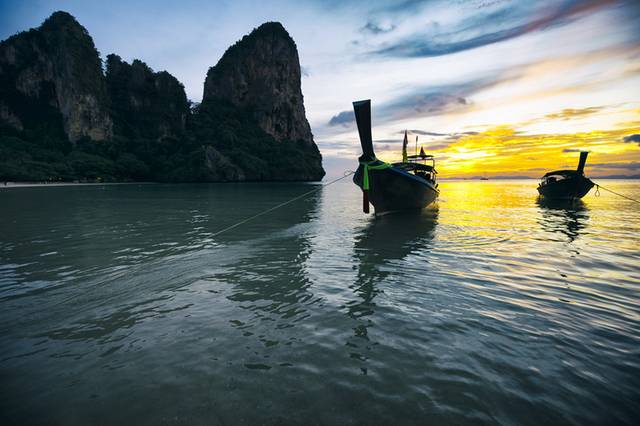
[210,170,355,238]
[593,182,640,204]
[209,176,638,238]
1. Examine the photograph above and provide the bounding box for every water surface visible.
[1,180,639,425]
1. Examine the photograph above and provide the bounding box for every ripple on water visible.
[0,181,639,424]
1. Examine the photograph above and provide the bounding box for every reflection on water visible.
[355,208,438,262]
[1,180,639,425]
[220,192,321,364]
[346,210,438,367]
[350,209,438,318]
[537,197,589,242]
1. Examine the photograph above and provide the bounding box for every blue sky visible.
[2,0,639,177]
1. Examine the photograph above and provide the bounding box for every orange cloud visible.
[376,122,640,178]
[544,107,603,121]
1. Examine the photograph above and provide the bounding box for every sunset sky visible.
[2,0,639,178]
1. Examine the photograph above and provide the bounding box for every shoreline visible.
[2,176,638,189]
[0,181,158,189]
[0,180,324,189]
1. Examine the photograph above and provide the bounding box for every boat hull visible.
[537,176,594,199]
[354,165,438,214]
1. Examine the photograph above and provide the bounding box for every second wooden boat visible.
[538,151,594,199]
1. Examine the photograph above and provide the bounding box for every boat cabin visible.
[540,151,590,188]
[540,170,581,185]
[394,147,437,184]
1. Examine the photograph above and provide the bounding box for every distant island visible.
[0,11,325,183]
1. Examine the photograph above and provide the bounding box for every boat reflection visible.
[345,209,438,350]
[536,197,589,242]
[354,208,438,262]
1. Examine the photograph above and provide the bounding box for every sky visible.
[1,0,639,178]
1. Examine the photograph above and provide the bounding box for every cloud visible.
[326,71,517,131]
[349,119,640,178]
[429,142,457,150]
[371,132,473,151]
[361,20,396,35]
[379,76,501,120]
[328,110,354,127]
[369,138,402,144]
[545,106,603,120]
[300,66,310,77]
[371,0,431,16]
[402,130,448,136]
[402,123,640,177]
[408,129,449,136]
[316,139,356,150]
[623,133,640,145]
[589,162,640,170]
[327,91,468,127]
[369,0,618,58]
[399,129,479,137]
[389,93,467,115]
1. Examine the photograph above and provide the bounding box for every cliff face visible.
[203,22,313,145]
[200,22,324,180]
[106,55,189,140]
[0,13,324,182]
[0,11,112,141]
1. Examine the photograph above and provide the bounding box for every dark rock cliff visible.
[0,11,112,142]
[200,22,324,180]
[0,12,324,182]
[204,22,313,145]
[105,54,189,141]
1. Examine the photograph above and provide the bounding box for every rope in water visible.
[593,182,640,204]
[210,170,355,238]
[209,175,637,238]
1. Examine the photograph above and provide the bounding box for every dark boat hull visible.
[354,165,438,214]
[537,176,594,199]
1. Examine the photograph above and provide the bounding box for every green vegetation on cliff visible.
[105,54,189,141]
[0,101,323,182]
[0,12,325,183]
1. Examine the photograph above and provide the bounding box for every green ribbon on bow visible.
[360,159,392,190]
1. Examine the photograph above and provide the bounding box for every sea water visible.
[1,180,639,425]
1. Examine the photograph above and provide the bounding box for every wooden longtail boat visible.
[537,151,594,199]
[352,99,439,215]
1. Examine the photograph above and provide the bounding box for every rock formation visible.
[203,22,313,145]
[0,12,324,182]
[200,22,323,180]
[105,54,189,140]
[0,11,112,142]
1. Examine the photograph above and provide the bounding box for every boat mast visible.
[402,130,408,163]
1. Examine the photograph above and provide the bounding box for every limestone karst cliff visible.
[203,22,313,145]
[0,11,112,142]
[0,12,324,182]
[105,54,189,141]
[194,22,324,181]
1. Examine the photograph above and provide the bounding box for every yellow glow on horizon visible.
[375,121,640,178]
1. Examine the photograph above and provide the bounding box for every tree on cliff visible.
[0,12,325,182]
